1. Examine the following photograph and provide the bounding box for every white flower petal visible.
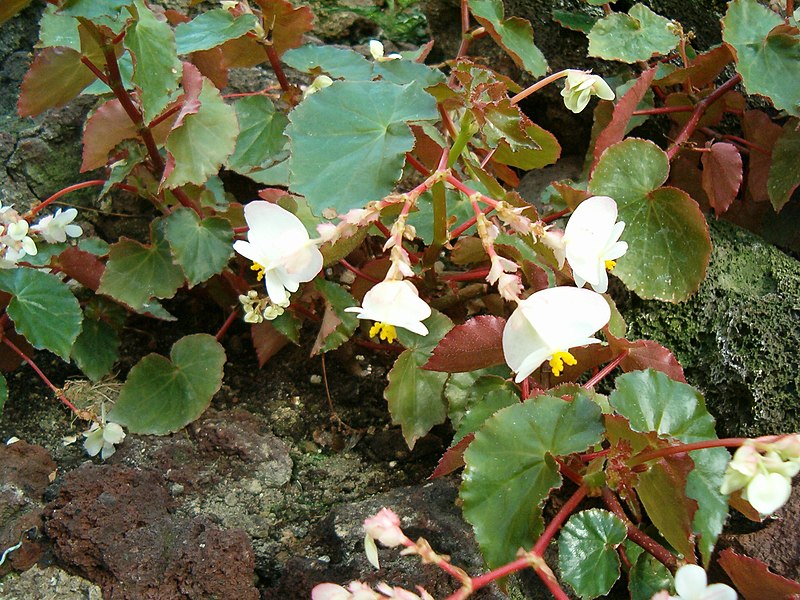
[347,280,431,335]
[745,471,792,515]
[673,564,708,599]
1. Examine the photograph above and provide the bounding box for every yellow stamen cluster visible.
[605,259,617,271]
[369,321,398,344]
[250,261,266,281]
[549,351,577,377]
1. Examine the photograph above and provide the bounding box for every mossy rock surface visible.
[621,219,800,437]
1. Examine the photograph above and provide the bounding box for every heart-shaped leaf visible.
[286,80,438,215]
[558,509,627,599]
[722,0,800,116]
[282,44,373,80]
[609,369,729,564]
[109,334,226,434]
[588,3,680,63]
[461,394,604,568]
[228,95,289,176]
[589,138,711,301]
[71,315,120,382]
[164,207,233,287]
[628,549,673,600]
[0,267,82,360]
[701,142,743,216]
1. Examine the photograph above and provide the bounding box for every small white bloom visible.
[654,564,737,600]
[32,208,83,244]
[304,75,334,98]
[345,279,431,342]
[233,201,323,307]
[502,286,610,382]
[743,471,793,516]
[719,444,761,495]
[562,196,628,293]
[6,220,38,257]
[369,40,402,62]
[561,69,615,113]
[542,228,567,268]
[83,421,126,460]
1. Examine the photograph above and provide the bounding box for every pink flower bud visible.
[363,508,407,548]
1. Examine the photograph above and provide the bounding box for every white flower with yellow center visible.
[562,196,628,294]
[345,279,431,343]
[502,287,610,382]
[233,201,323,307]
[561,69,615,113]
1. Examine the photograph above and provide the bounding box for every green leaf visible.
[385,350,448,449]
[163,74,239,188]
[60,0,132,19]
[588,4,680,63]
[468,0,548,77]
[175,9,258,54]
[124,0,181,123]
[71,316,120,382]
[373,60,445,89]
[768,119,800,211]
[558,509,627,600]
[228,96,289,175]
[461,394,604,568]
[451,376,519,445]
[39,6,80,50]
[282,44,373,80]
[395,309,454,357]
[287,80,438,214]
[553,9,597,34]
[609,369,729,563]
[109,334,225,434]
[0,373,6,417]
[0,267,82,360]
[312,279,359,354]
[164,208,233,287]
[588,138,710,301]
[491,123,561,170]
[629,551,673,600]
[98,224,186,311]
[722,0,800,116]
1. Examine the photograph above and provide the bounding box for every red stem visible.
[340,259,381,283]
[24,179,105,218]
[542,208,570,224]
[449,205,492,240]
[602,488,679,570]
[441,267,490,282]
[533,484,588,556]
[264,44,292,95]
[215,308,239,341]
[2,337,80,414]
[172,187,202,216]
[80,56,110,86]
[666,75,742,161]
[629,437,747,466]
[405,153,431,177]
[148,105,180,129]
[698,128,771,156]
[632,105,693,116]
[787,0,794,20]
[583,350,628,389]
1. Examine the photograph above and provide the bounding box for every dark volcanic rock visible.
[44,464,259,600]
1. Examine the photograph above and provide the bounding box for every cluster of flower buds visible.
[312,581,433,600]
[720,435,800,515]
[1,204,82,268]
[238,289,287,323]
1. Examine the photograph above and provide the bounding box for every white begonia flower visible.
[502,287,610,383]
[304,75,334,98]
[233,201,323,307]
[562,196,628,294]
[742,471,793,516]
[652,564,737,600]
[6,220,38,257]
[345,279,431,343]
[83,421,126,460]
[369,40,402,62]
[32,208,83,243]
[561,69,615,113]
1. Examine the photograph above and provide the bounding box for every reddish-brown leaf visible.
[430,433,474,479]
[251,321,289,368]
[58,247,106,291]
[654,44,734,88]
[718,549,800,600]
[81,99,139,171]
[160,62,204,185]
[422,315,506,373]
[743,110,783,203]
[254,0,314,57]
[608,335,686,383]
[701,142,743,216]
[18,46,96,118]
[592,67,657,172]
